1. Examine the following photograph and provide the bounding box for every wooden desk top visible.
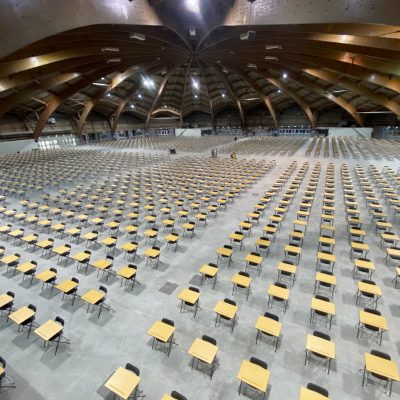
[117,266,136,279]
[237,360,270,393]
[144,229,158,237]
[311,297,336,316]
[0,293,13,308]
[53,246,70,255]
[35,269,56,282]
[268,285,290,300]
[230,233,244,241]
[255,315,282,337]
[22,234,37,242]
[214,300,238,319]
[231,273,252,287]
[1,254,19,264]
[299,386,330,400]
[37,240,53,248]
[285,245,301,254]
[358,281,382,296]
[34,319,63,341]
[199,264,219,276]
[278,261,297,274]
[354,259,375,270]
[317,252,336,262]
[387,247,400,256]
[56,279,78,293]
[306,334,335,359]
[81,289,105,305]
[351,242,369,251]
[216,247,233,257]
[245,253,263,264]
[72,252,90,262]
[359,310,388,331]
[319,237,335,245]
[16,262,36,273]
[315,271,336,285]
[294,219,307,226]
[9,306,35,325]
[147,320,175,342]
[263,225,277,233]
[188,338,218,365]
[101,237,117,246]
[178,288,200,305]
[144,248,160,258]
[105,367,141,400]
[92,259,113,270]
[365,353,399,381]
[121,242,138,252]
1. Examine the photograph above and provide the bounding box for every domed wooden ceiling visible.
[0,0,399,139]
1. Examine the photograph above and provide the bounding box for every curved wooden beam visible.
[145,59,188,127]
[266,77,316,128]
[222,65,277,128]
[202,60,245,127]
[33,62,131,140]
[302,68,400,116]
[198,62,215,125]
[179,58,194,127]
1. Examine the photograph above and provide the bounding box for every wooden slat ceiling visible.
[0,6,398,138]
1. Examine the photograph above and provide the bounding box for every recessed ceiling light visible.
[194,94,198,98]
[129,33,146,41]
[265,45,282,50]
[264,56,278,61]
[185,0,200,13]
[282,73,288,79]
[107,93,111,97]
[222,93,226,98]
[130,104,135,108]
[101,47,120,52]
[138,94,143,99]
[278,90,281,93]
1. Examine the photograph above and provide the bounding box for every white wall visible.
[328,127,372,138]
[0,139,39,154]
[175,128,202,137]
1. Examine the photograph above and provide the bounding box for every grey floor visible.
[0,146,399,400]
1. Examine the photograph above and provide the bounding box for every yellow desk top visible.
[231,273,252,287]
[285,245,301,254]
[354,259,375,270]
[1,254,20,264]
[91,217,104,224]
[144,229,158,237]
[121,242,138,252]
[230,233,244,241]
[294,219,307,226]
[16,262,36,273]
[387,247,400,257]
[9,306,35,325]
[255,315,282,337]
[381,233,399,241]
[317,252,336,262]
[320,224,335,231]
[239,221,252,228]
[365,353,399,381]
[51,223,65,230]
[178,288,200,305]
[82,232,98,240]
[67,228,80,235]
[147,320,175,342]
[0,293,13,308]
[117,266,136,279]
[105,367,141,400]
[199,264,219,276]
[72,252,90,262]
[35,269,56,282]
[0,225,11,233]
[278,262,297,274]
[188,338,219,365]
[101,237,117,246]
[92,259,113,270]
[268,285,290,300]
[144,248,160,258]
[34,319,63,341]
[76,214,88,221]
[81,289,105,305]
[306,334,335,359]
[56,279,78,293]
[299,386,330,400]
[359,310,388,330]
[270,215,282,222]
[311,297,336,315]
[216,247,233,257]
[319,237,335,245]
[9,229,24,237]
[237,359,270,393]
[351,242,369,251]
[162,219,175,225]
[38,219,52,226]
[125,225,138,233]
[53,246,70,255]
[315,271,336,285]
[290,231,304,238]
[107,221,120,229]
[263,225,277,233]
[256,238,270,247]
[161,395,175,400]
[165,234,179,242]
[37,240,53,248]
[245,253,263,264]
[358,281,382,296]
[214,300,238,319]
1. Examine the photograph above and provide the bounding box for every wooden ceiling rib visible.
[0,17,398,137]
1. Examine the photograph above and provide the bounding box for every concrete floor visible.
[0,145,399,400]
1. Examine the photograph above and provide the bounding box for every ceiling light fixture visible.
[331,89,347,93]
[192,78,199,90]
[240,31,256,41]
[265,45,282,50]
[130,104,135,108]
[222,93,226,98]
[106,58,121,63]
[129,33,146,41]
[101,47,120,52]
[93,82,108,86]
[247,63,257,69]
[186,0,200,13]
[282,73,288,79]
[264,56,278,61]
[143,77,154,88]
[138,94,143,99]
